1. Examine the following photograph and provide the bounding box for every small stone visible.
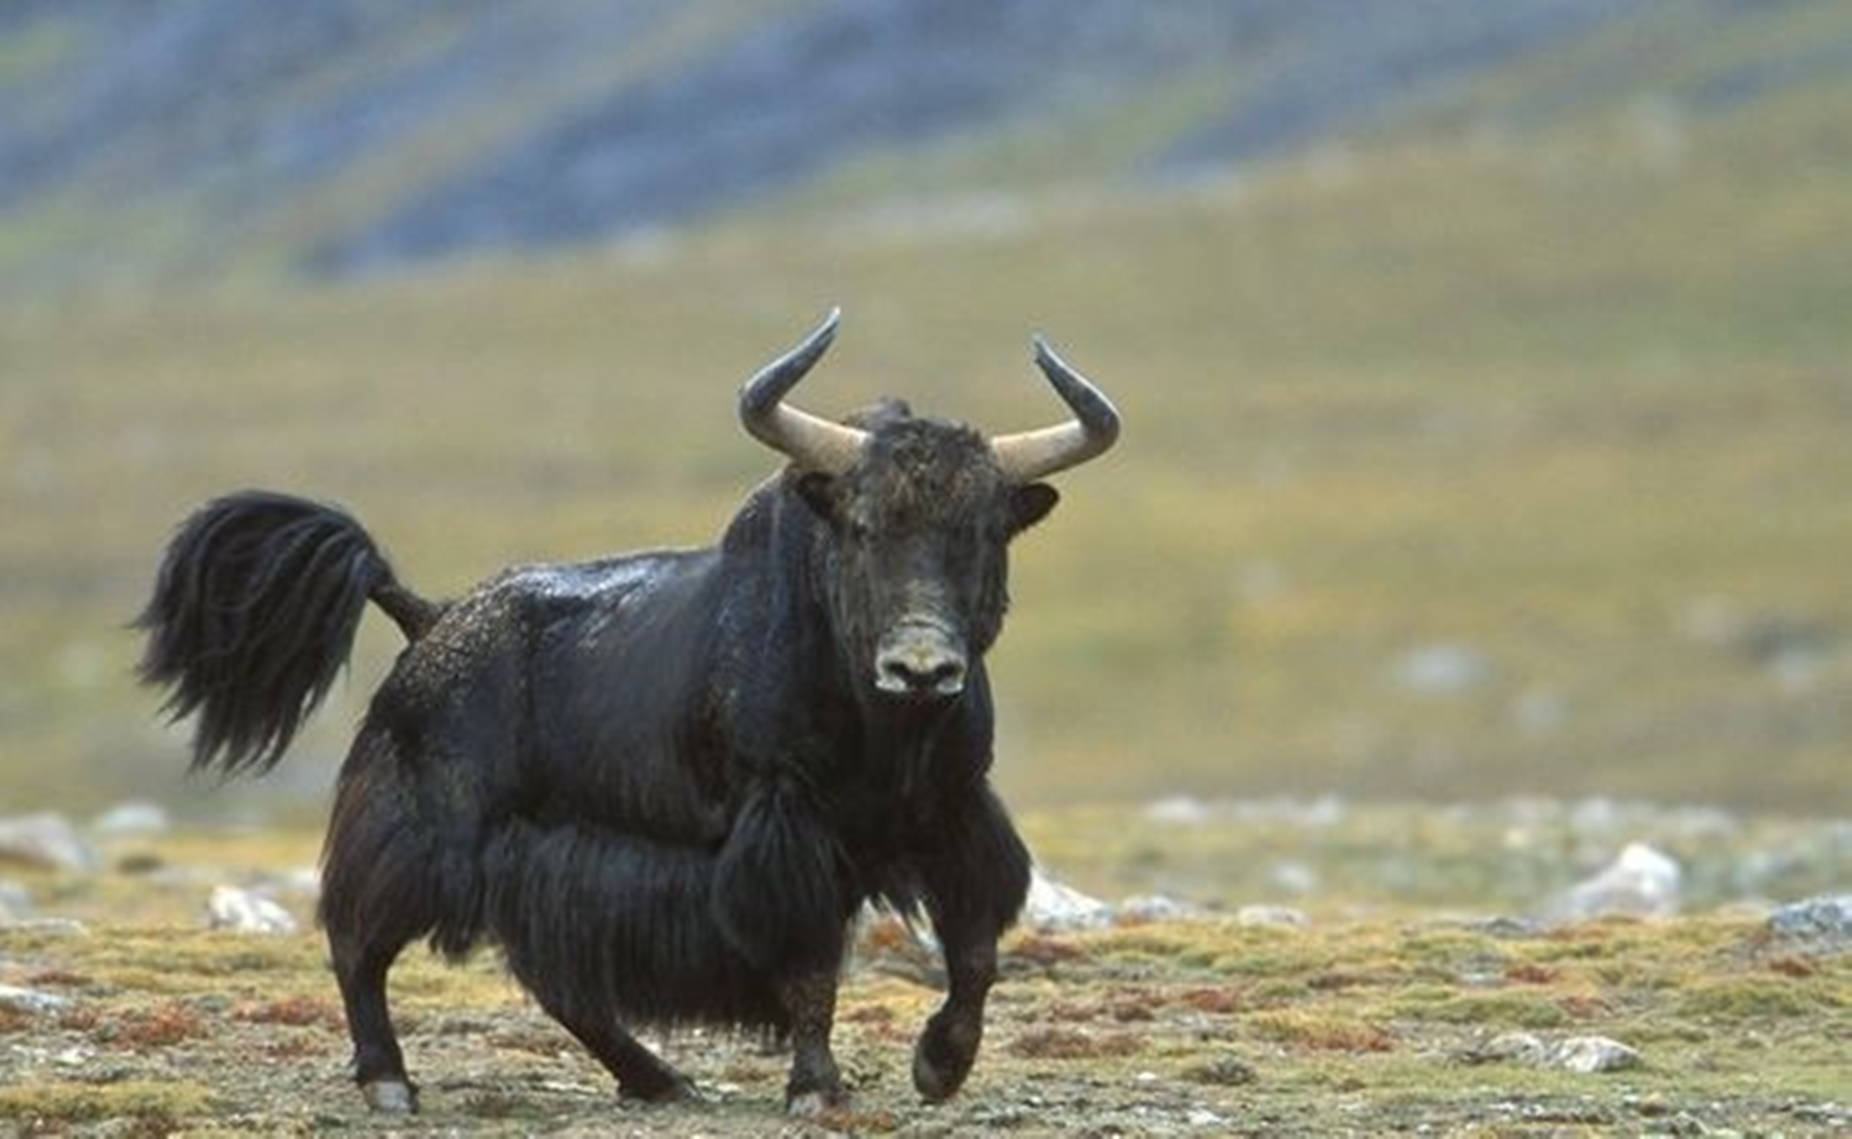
[1182,1056,1258,1086]
[2,917,88,936]
[90,802,171,837]
[205,885,298,934]
[0,879,31,923]
[1186,1107,1225,1126]
[1235,904,1308,929]
[1549,842,1680,921]
[1549,1036,1641,1073]
[1767,894,1852,954]
[1144,796,1213,824]
[0,984,73,1015]
[1394,644,1488,695]
[0,813,100,872]
[1480,1032,1546,1065]
[1021,866,1115,933]
[1269,860,1319,896]
[1116,894,1202,924]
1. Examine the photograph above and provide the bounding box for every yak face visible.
[794,415,1057,706]
[738,309,1119,706]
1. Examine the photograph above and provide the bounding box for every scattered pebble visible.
[1547,841,1681,921]
[1022,866,1115,933]
[1766,894,1852,954]
[1394,643,1489,696]
[0,984,73,1015]
[1144,795,1212,824]
[1551,1035,1643,1073]
[1465,1032,1641,1073]
[90,801,172,837]
[0,812,100,872]
[0,879,31,923]
[1182,1055,1258,1086]
[1116,894,1201,924]
[1235,904,1309,929]
[205,885,298,934]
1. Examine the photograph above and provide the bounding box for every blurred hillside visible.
[1,0,1850,817]
[6,0,1851,291]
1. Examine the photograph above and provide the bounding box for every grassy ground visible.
[1,809,1847,1136]
[4,76,1850,815]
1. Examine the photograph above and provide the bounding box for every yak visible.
[135,309,1119,1116]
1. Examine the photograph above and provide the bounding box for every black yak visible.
[135,309,1119,1116]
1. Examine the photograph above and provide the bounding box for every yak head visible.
[738,309,1119,708]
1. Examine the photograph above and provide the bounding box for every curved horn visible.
[990,335,1122,482]
[737,307,868,475]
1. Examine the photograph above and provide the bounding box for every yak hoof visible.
[912,1016,979,1102]
[787,1089,846,1119]
[361,1078,418,1114]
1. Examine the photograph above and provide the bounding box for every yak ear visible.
[794,471,840,522]
[1008,483,1060,534]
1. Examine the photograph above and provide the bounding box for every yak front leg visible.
[778,967,847,1115]
[913,784,1032,1102]
[710,783,853,1115]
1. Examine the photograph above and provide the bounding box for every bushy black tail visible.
[135,490,440,777]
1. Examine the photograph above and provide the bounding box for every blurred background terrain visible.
[2,0,1850,819]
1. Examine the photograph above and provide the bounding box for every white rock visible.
[1116,894,1202,924]
[1768,894,1852,953]
[205,885,298,934]
[0,984,72,1015]
[1480,1031,1546,1064]
[1269,860,1319,896]
[1021,866,1115,933]
[1551,842,1681,920]
[1549,1035,1641,1073]
[1394,644,1489,695]
[0,813,100,872]
[0,879,31,923]
[1144,795,1213,824]
[90,801,172,836]
[1235,904,1309,929]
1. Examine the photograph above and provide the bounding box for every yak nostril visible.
[876,651,967,697]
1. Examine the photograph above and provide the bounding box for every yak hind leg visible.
[519,984,700,1104]
[321,756,448,1113]
[484,821,708,1103]
[911,783,1031,1102]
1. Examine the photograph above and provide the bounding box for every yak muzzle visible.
[874,623,967,701]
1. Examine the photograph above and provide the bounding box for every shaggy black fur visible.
[137,412,1049,1114]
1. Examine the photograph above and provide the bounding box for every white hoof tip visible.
[787,1091,832,1119]
[362,1079,418,1113]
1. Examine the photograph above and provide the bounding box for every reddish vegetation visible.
[1766,956,1817,979]
[1556,993,1613,1019]
[1504,962,1560,984]
[1178,986,1244,1014]
[112,1001,207,1048]
[236,994,341,1029]
[1007,1027,1144,1059]
[1008,935,1084,966]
